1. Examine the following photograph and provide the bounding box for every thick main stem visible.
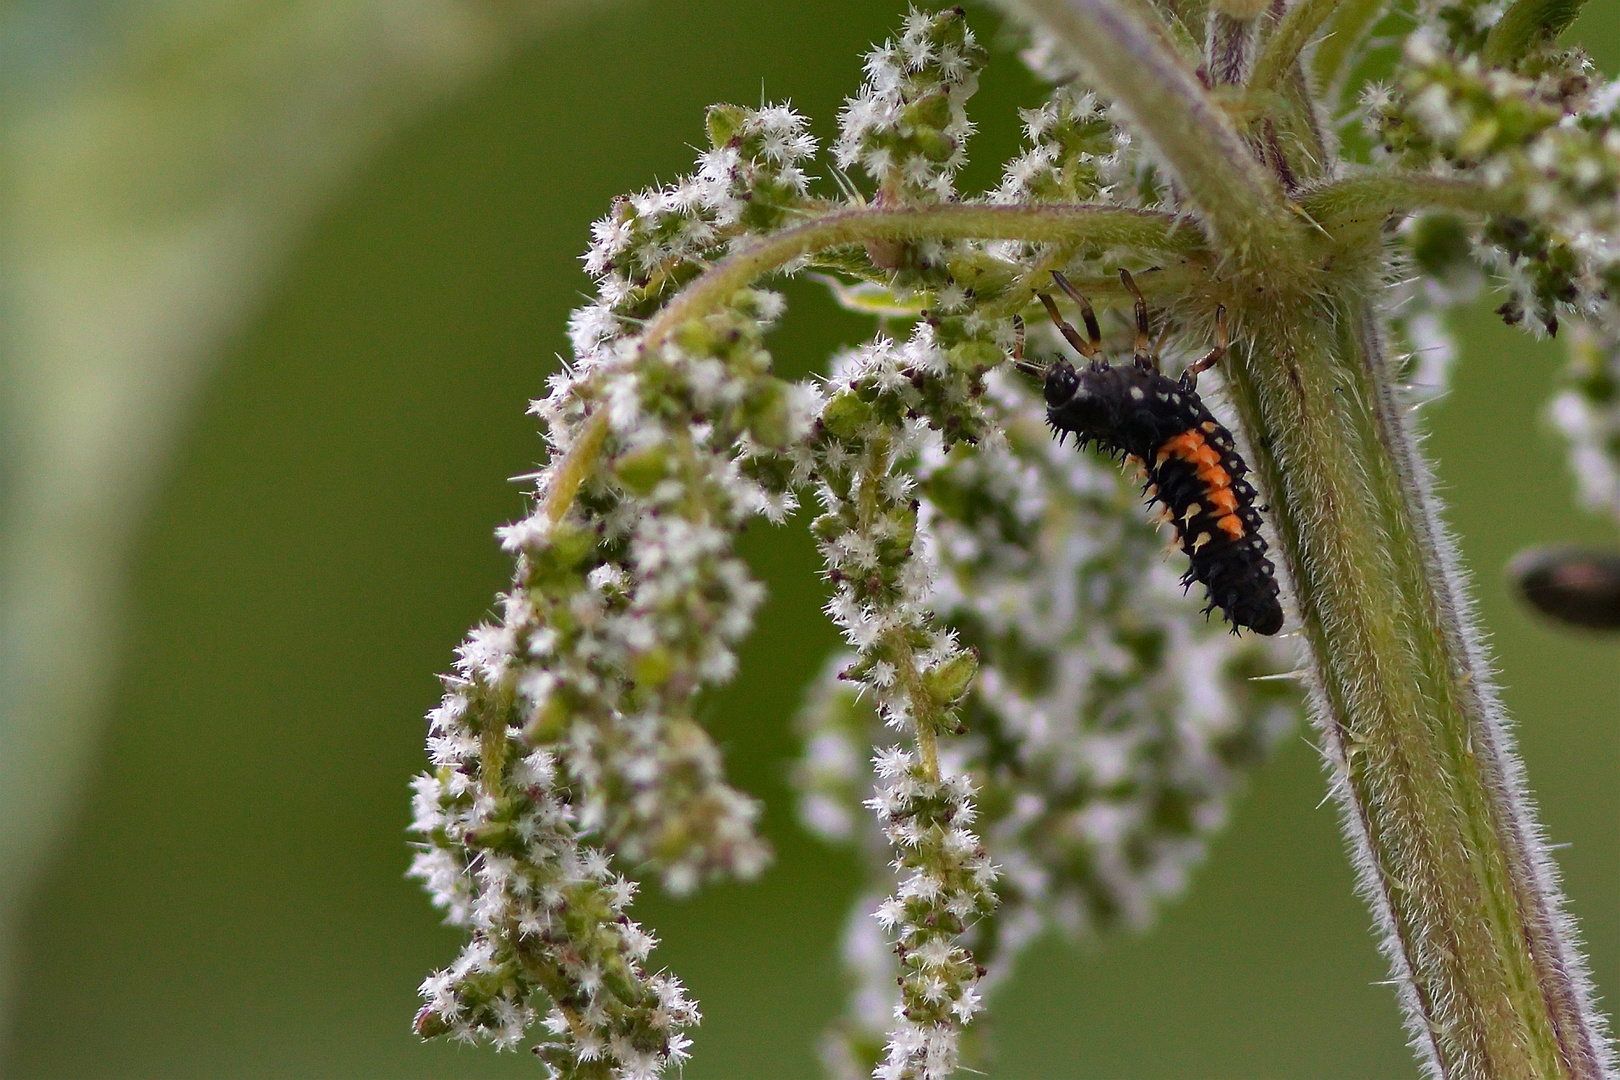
[1220,292,1612,1080]
[1005,0,1303,268]
[1008,2,1613,1071]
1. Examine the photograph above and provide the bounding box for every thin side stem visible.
[1300,173,1507,228]
[1310,0,1388,98]
[642,203,1203,350]
[542,204,1204,529]
[984,259,1208,320]
[1210,11,1259,85]
[890,632,942,782]
[1003,0,1306,268]
[1218,293,1613,1080]
[824,260,1209,321]
[542,413,609,524]
[1249,0,1350,96]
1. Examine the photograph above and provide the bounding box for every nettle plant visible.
[406,1,1620,1078]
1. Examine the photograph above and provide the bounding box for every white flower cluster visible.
[1549,323,1620,522]
[921,372,1299,939]
[835,6,987,202]
[527,98,828,894]
[523,294,807,895]
[992,86,1129,206]
[699,103,819,235]
[408,681,700,1076]
[813,332,974,716]
[1371,11,1620,512]
[797,367,1299,1075]
[806,324,1007,1079]
[986,82,1149,275]
[411,103,824,1069]
[574,100,818,344]
[1372,20,1609,336]
[868,749,997,1080]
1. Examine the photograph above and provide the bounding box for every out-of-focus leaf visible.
[0,0,593,1030]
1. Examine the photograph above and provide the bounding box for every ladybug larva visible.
[1035,270,1284,636]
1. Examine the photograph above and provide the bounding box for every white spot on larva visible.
[1129,387,1145,400]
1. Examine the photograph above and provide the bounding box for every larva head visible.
[1048,357,1147,449]
[1044,358,1119,434]
[1044,358,1080,409]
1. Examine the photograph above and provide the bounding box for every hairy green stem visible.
[1220,291,1611,1080]
[1301,173,1507,231]
[1034,262,1207,301]
[642,204,1201,350]
[542,413,609,525]
[1249,0,1349,95]
[1210,10,1258,86]
[824,258,1211,320]
[1310,0,1388,97]
[545,205,1203,528]
[1002,0,1305,267]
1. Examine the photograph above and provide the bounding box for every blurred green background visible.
[3,1,1617,1077]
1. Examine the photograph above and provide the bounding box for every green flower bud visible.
[632,646,676,689]
[526,519,597,591]
[705,102,748,148]
[822,390,874,441]
[521,687,572,744]
[613,444,671,496]
[744,377,795,448]
[921,649,978,709]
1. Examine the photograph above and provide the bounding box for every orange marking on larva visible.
[1158,430,1238,500]
[1207,488,1239,514]
[1155,431,1203,466]
[1195,461,1232,490]
[1169,432,1204,453]
[1217,513,1245,538]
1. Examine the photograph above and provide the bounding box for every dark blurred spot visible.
[1510,545,1620,630]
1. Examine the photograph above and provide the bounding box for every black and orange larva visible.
[1034,270,1284,636]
